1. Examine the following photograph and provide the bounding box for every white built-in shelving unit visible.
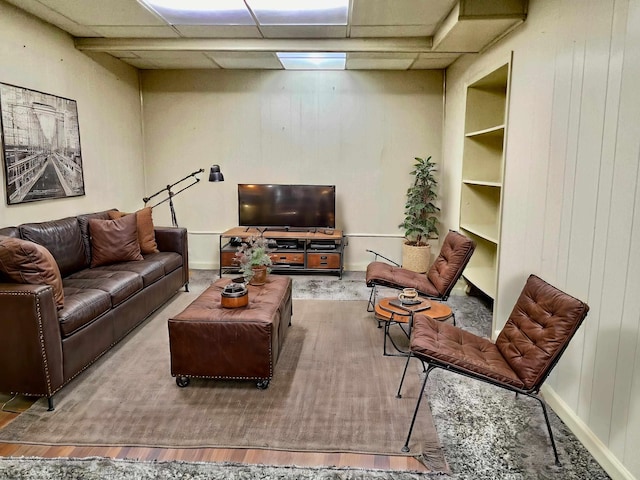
[459,62,510,300]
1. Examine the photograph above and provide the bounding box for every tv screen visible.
[238,184,335,229]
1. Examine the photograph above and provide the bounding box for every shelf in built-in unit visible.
[465,125,505,138]
[463,266,497,299]
[459,222,499,244]
[462,179,502,188]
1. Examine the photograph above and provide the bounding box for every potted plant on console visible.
[398,155,440,273]
[234,236,274,286]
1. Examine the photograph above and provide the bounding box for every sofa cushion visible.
[89,215,143,268]
[58,287,111,337]
[143,251,183,276]
[19,216,86,277]
[77,209,117,267]
[108,207,159,255]
[98,259,165,287]
[0,235,65,309]
[64,270,143,307]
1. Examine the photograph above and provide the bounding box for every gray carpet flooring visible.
[190,270,611,480]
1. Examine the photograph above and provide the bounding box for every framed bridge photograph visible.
[0,83,85,205]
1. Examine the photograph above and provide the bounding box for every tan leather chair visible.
[365,230,476,314]
[396,274,589,465]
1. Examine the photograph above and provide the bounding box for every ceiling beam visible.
[75,37,437,54]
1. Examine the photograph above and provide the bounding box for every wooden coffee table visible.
[374,297,454,356]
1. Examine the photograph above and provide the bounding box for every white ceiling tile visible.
[4,0,102,36]
[34,0,167,26]
[89,26,180,38]
[207,52,282,69]
[173,25,262,38]
[121,58,161,69]
[261,25,347,38]
[346,53,416,70]
[129,50,219,68]
[351,0,456,32]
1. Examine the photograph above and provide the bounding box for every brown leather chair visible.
[396,274,589,465]
[365,230,476,314]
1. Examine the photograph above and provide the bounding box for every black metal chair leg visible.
[401,364,435,452]
[47,396,54,411]
[367,286,376,312]
[531,393,561,466]
[396,352,414,398]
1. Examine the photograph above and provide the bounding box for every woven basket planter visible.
[401,243,431,273]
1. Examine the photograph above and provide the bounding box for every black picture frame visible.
[0,82,85,205]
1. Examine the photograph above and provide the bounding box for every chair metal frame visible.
[395,277,589,466]
[396,351,562,465]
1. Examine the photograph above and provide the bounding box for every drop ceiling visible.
[4,0,528,70]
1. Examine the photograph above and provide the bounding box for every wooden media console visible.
[220,227,345,278]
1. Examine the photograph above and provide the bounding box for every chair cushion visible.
[426,231,475,298]
[89,215,144,268]
[410,313,525,389]
[496,275,589,391]
[365,261,440,297]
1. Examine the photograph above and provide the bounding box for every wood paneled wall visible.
[140,70,444,270]
[443,0,640,477]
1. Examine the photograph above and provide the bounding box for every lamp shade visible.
[209,165,224,182]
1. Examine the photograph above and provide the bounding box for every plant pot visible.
[249,265,268,286]
[401,242,431,273]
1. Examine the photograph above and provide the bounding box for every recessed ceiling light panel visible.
[140,0,255,25]
[246,0,348,25]
[277,52,346,70]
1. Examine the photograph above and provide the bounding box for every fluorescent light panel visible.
[277,52,345,70]
[246,0,348,25]
[140,0,348,26]
[140,0,255,25]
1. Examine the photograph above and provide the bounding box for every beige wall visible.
[140,69,444,270]
[0,2,144,226]
[443,0,640,478]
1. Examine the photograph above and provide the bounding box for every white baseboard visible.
[541,385,636,480]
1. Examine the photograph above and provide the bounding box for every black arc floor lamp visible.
[143,165,224,227]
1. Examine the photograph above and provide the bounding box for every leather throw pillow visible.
[89,214,143,268]
[108,207,159,255]
[0,235,65,309]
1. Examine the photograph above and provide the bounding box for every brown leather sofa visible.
[0,209,189,410]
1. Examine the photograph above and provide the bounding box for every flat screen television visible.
[238,184,335,229]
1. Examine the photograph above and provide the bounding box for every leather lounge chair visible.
[396,274,590,465]
[365,230,476,315]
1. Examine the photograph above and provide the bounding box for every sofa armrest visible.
[154,227,189,287]
[0,284,64,398]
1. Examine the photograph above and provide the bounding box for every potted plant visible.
[398,155,440,273]
[234,236,274,285]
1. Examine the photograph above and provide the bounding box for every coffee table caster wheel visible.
[256,379,270,390]
[176,376,190,388]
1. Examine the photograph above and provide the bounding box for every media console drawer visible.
[271,253,305,265]
[307,253,341,269]
[221,251,237,268]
